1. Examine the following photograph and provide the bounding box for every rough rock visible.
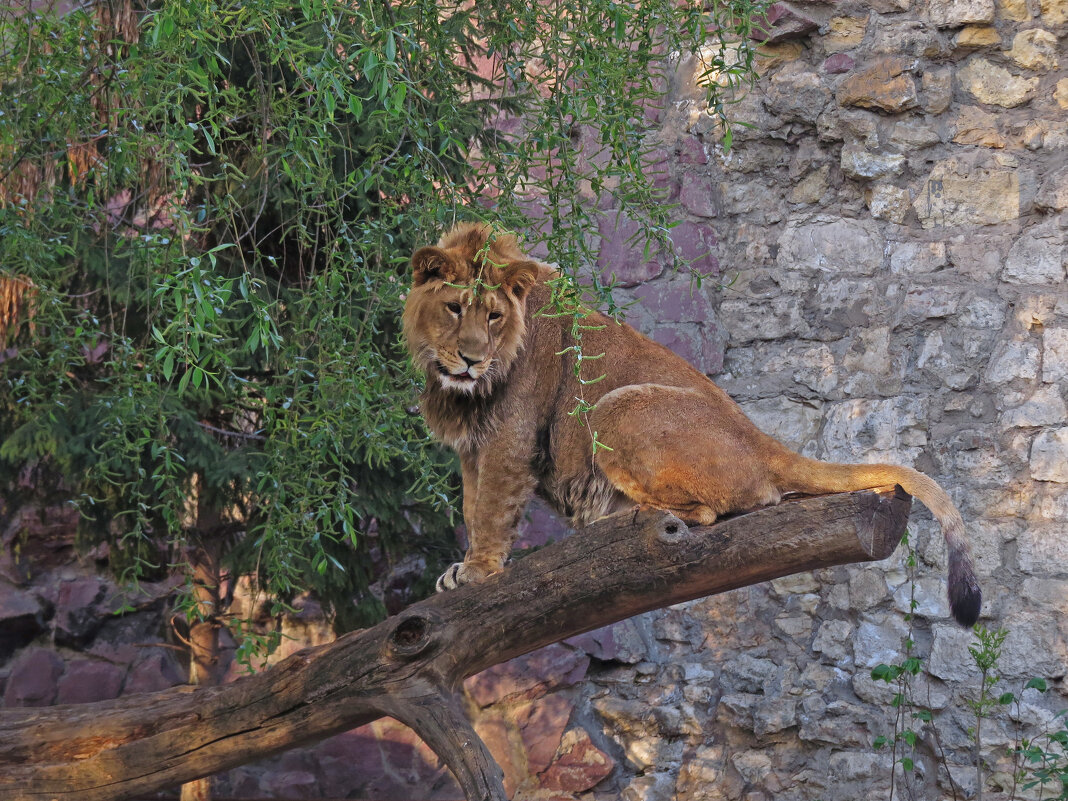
[598,212,664,287]
[1008,29,1059,70]
[1036,165,1068,211]
[867,184,912,222]
[1000,387,1067,429]
[1002,219,1067,284]
[776,217,883,275]
[836,56,918,112]
[958,57,1039,107]
[765,64,832,123]
[831,16,870,49]
[752,3,820,44]
[55,659,125,704]
[985,338,1041,383]
[53,576,109,647]
[913,158,1020,228]
[888,241,947,274]
[1031,428,1068,482]
[3,647,63,707]
[840,146,905,179]
[929,0,995,26]
[956,25,1001,46]
[1044,328,1068,383]
[0,585,47,660]
[952,105,1006,148]
[538,729,615,792]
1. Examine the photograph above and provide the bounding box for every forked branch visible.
[0,487,911,801]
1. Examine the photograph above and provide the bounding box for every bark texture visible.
[0,487,910,801]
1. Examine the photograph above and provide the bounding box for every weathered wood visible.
[0,487,910,801]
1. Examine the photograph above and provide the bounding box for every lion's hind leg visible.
[591,383,727,526]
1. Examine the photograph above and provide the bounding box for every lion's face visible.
[403,225,539,395]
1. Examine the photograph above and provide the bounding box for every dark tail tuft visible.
[949,553,982,627]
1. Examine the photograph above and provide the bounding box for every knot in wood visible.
[655,514,689,545]
[387,612,436,659]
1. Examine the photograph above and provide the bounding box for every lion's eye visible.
[445,302,462,315]
[488,310,503,322]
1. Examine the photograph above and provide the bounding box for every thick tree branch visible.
[0,487,910,801]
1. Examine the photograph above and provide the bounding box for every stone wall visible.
[2,0,1066,799]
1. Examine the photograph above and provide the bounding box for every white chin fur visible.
[439,374,481,394]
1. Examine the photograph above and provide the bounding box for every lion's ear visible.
[504,261,539,302]
[411,246,452,287]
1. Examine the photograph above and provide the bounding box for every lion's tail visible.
[770,451,981,627]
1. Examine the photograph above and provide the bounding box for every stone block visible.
[739,396,823,451]
[1036,165,1068,211]
[928,623,978,682]
[678,173,717,218]
[565,619,646,664]
[124,650,185,694]
[1008,29,1059,70]
[819,396,927,465]
[516,694,573,774]
[1043,328,1068,383]
[913,158,1020,229]
[889,241,947,274]
[841,146,905,180]
[956,24,1001,46]
[1041,0,1068,24]
[719,294,809,343]
[1000,386,1067,428]
[1057,78,1068,109]
[0,586,47,660]
[889,120,941,149]
[836,56,918,112]
[999,0,1032,21]
[985,338,1041,383]
[789,164,830,204]
[764,63,831,123]
[921,67,954,113]
[751,3,820,44]
[952,105,1006,148]
[54,576,109,648]
[822,53,855,74]
[824,16,868,52]
[868,184,912,222]
[56,659,125,704]
[1031,428,1068,481]
[597,212,664,287]
[776,217,884,275]
[903,284,961,319]
[538,730,615,794]
[930,0,995,26]
[1003,219,1067,285]
[1019,522,1068,573]
[3,647,63,707]
[812,619,854,664]
[958,57,1039,107]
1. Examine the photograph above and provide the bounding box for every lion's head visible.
[403,223,540,395]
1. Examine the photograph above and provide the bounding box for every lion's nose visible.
[460,353,481,367]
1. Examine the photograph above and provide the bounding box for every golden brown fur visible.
[403,223,982,626]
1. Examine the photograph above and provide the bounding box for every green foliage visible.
[0,0,765,644]
[869,531,947,797]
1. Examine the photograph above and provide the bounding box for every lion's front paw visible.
[436,562,481,592]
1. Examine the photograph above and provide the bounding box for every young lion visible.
[403,223,982,627]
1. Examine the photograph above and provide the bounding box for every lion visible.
[402,222,982,627]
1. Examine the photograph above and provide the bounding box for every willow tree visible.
[0,0,765,661]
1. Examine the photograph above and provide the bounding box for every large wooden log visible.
[0,487,911,801]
